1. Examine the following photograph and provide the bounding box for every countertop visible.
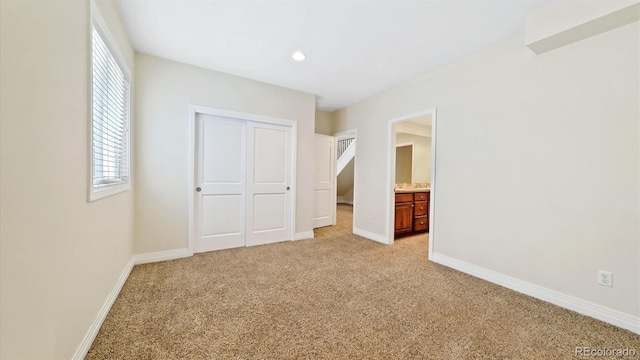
[394,184,430,193]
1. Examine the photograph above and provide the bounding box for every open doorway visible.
[387,109,437,258]
[335,130,356,235]
[314,129,356,239]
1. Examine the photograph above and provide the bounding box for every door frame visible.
[386,108,437,260]
[188,104,298,254]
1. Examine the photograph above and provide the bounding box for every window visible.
[90,17,130,201]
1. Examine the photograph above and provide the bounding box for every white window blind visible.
[91,26,129,189]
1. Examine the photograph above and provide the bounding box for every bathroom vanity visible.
[394,185,430,239]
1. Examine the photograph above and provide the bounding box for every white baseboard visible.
[353,227,390,245]
[293,231,314,241]
[337,200,354,205]
[72,248,194,358]
[430,252,640,334]
[72,258,134,360]
[133,248,192,265]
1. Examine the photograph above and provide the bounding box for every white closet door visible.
[245,121,293,246]
[313,134,336,228]
[194,114,246,253]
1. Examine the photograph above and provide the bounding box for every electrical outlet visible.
[598,270,613,287]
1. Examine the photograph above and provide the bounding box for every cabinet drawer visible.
[414,216,428,231]
[414,192,428,201]
[395,193,414,203]
[414,201,427,216]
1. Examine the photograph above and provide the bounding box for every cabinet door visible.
[395,202,413,235]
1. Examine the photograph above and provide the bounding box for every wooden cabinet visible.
[394,195,413,236]
[394,191,430,238]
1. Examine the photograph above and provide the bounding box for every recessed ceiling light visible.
[292,51,306,62]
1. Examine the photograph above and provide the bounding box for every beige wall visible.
[334,22,639,318]
[395,145,413,183]
[340,186,354,205]
[315,109,333,135]
[396,132,431,183]
[0,0,135,358]
[333,108,358,134]
[134,54,316,254]
[337,159,355,203]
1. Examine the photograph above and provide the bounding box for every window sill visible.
[89,183,130,202]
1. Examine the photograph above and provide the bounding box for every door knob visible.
[196,187,201,192]
[286,186,290,191]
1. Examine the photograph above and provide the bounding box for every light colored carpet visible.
[87,204,638,359]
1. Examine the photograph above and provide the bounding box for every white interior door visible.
[245,121,293,246]
[313,134,336,228]
[195,114,246,252]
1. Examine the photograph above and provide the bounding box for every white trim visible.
[351,136,358,237]
[431,252,640,334]
[428,109,437,260]
[191,105,296,127]
[72,248,197,359]
[293,231,315,241]
[89,183,131,202]
[290,124,299,239]
[353,227,388,245]
[89,2,131,79]
[333,129,357,139]
[133,248,192,265]
[188,106,196,253]
[188,104,298,254]
[88,2,132,202]
[337,139,356,175]
[386,109,437,246]
[72,258,134,360]
[395,142,415,184]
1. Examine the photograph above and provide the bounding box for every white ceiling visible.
[115,0,551,111]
